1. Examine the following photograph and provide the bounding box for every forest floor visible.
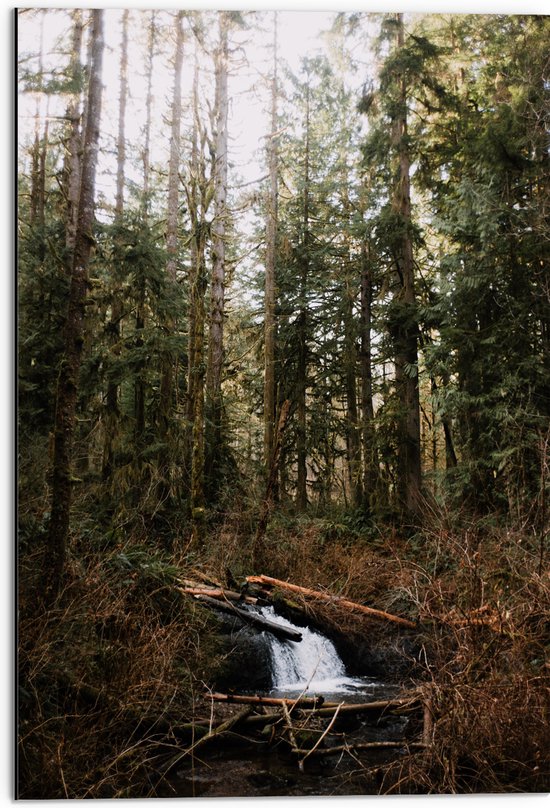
[18,505,550,797]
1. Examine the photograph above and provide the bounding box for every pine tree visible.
[417,14,550,513]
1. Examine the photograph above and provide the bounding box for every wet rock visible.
[316,620,420,683]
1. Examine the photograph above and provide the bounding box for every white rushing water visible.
[257,605,368,695]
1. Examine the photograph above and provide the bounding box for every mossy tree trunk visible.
[205,11,229,499]
[46,9,104,600]
[359,237,379,510]
[103,9,128,481]
[344,267,361,507]
[133,11,156,461]
[187,47,210,547]
[390,13,421,517]
[296,79,310,511]
[158,10,185,503]
[263,12,279,478]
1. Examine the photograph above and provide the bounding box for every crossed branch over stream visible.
[159,688,427,776]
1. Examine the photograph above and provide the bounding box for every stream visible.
[166,605,409,798]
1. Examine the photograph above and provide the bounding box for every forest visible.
[17,7,549,799]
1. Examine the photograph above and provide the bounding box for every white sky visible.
[17,9,344,201]
[16,3,550,208]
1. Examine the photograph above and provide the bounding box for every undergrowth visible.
[17,501,549,796]
[18,539,220,798]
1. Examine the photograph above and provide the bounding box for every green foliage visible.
[110,544,182,586]
[414,14,550,510]
[18,8,549,552]
[18,183,70,433]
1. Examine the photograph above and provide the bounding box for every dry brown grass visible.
[18,542,218,798]
[211,508,550,794]
[18,505,549,796]
[351,517,550,794]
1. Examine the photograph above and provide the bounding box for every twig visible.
[159,706,253,775]
[291,741,426,757]
[299,703,343,766]
[282,702,304,772]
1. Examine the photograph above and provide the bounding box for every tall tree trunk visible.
[187,46,208,546]
[141,11,156,220]
[158,10,184,500]
[344,270,361,507]
[114,10,128,220]
[134,11,156,456]
[191,242,207,546]
[165,11,184,284]
[103,9,128,480]
[64,10,83,266]
[29,12,47,262]
[190,228,208,547]
[46,9,104,599]
[263,12,278,475]
[205,11,229,496]
[296,79,310,511]
[185,53,200,483]
[296,302,307,510]
[359,238,379,509]
[37,108,49,264]
[391,13,421,516]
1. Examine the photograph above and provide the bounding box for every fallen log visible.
[205,692,329,709]
[246,574,417,630]
[206,692,420,716]
[191,706,254,750]
[193,596,302,642]
[302,696,421,718]
[178,586,257,605]
[242,712,284,729]
[189,569,226,589]
[291,740,426,757]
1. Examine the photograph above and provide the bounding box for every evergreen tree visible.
[414,14,550,513]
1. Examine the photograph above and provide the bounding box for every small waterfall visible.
[256,605,366,695]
